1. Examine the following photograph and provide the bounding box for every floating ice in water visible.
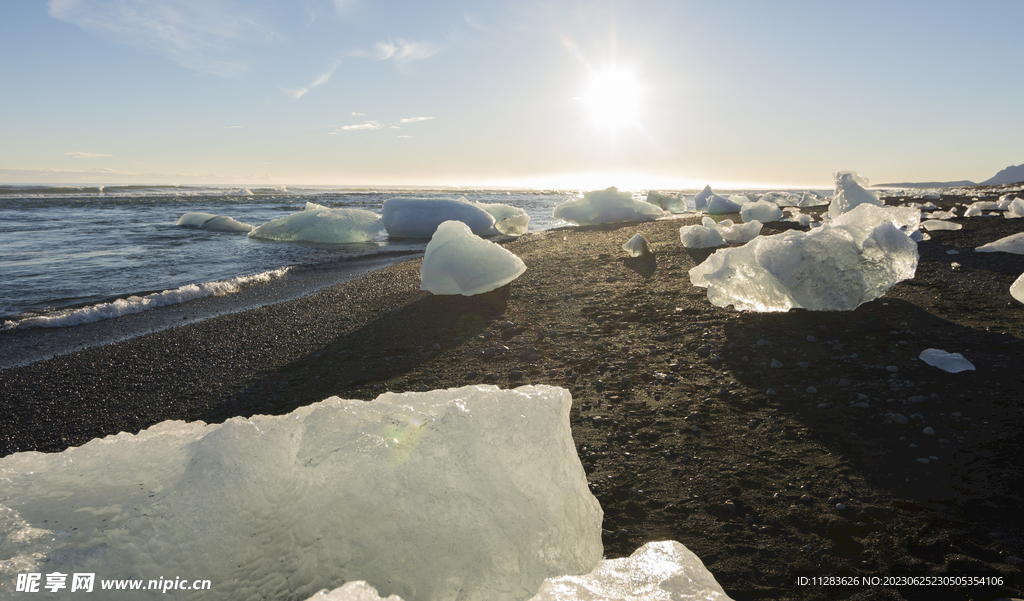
[176,212,254,232]
[828,171,883,219]
[679,217,726,249]
[1012,272,1024,304]
[689,203,920,312]
[706,194,743,214]
[249,202,383,243]
[919,349,976,373]
[921,220,962,231]
[553,187,665,225]
[420,220,527,295]
[740,200,783,223]
[717,219,763,244]
[976,232,1024,254]
[644,190,686,213]
[1004,198,1024,219]
[622,233,654,257]
[475,201,531,235]
[382,197,501,238]
[0,385,603,601]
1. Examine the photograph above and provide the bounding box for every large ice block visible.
[249,202,383,243]
[382,197,499,238]
[420,220,527,295]
[177,211,255,232]
[690,203,920,311]
[553,187,665,225]
[0,385,602,601]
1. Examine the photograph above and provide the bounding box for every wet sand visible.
[2,192,1023,600]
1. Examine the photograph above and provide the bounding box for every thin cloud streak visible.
[399,117,433,123]
[351,38,441,65]
[283,59,341,100]
[66,151,112,158]
[47,0,278,77]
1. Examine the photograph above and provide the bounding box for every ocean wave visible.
[2,267,291,331]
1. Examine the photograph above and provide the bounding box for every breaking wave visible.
[2,267,291,331]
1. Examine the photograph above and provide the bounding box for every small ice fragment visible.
[828,171,883,219]
[740,200,783,223]
[1011,272,1024,304]
[919,348,976,373]
[976,232,1024,255]
[177,212,255,232]
[622,233,653,257]
[679,222,725,248]
[921,220,962,231]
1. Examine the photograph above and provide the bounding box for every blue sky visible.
[1,0,1022,189]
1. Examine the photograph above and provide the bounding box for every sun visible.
[581,66,642,131]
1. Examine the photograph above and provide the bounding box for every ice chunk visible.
[622,233,653,257]
[310,541,733,601]
[0,385,603,601]
[1005,198,1024,219]
[177,211,254,232]
[644,190,686,213]
[928,207,958,219]
[679,218,725,249]
[475,201,531,235]
[249,202,382,243]
[718,219,763,244]
[740,200,783,223]
[553,187,665,225]
[976,232,1024,254]
[692,185,715,211]
[530,541,734,601]
[382,197,501,238]
[690,203,919,312]
[421,220,527,295]
[828,171,883,219]
[919,349,976,373]
[1012,272,1024,304]
[921,220,962,231]
[707,194,742,214]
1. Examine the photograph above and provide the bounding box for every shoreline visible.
[2,199,1024,598]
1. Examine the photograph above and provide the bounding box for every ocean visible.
[0,183,827,368]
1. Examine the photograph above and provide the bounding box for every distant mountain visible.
[981,164,1024,185]
[877,162,1024,188]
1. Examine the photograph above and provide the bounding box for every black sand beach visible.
[2,191,1024,600]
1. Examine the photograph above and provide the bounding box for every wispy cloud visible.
[339,120,384,131]
[66,151,112,158]
[351,112,365,116]
[47,0,278,77]
[224,125,242,129]
[283,59,341,100]
[399,117,433,123]
[351,38,441,67]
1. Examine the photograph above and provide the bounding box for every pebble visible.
[836,503,846,510]
[696,345,711,357]
[800,494,813,503]
[851,402,870,408]
[770,359,783,368]
[917,458,930,464]
[838,377,851,386]
[886,365,899,373]
[806,335,817,342]
[923,427,935,435]
[724,500,737,513]
[806,386,817,393]
[797,362,811,370]
[766,388,777,396]
[757,339,771,347]
[891,413,908,425]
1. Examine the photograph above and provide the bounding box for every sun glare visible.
[582,66,642,131]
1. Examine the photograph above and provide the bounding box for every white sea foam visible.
[2,268,291,331]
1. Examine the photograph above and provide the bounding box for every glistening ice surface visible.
[552,188,665,226]
[0,385,603,601]
[420,221,527,295]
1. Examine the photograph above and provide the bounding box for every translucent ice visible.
[622,233,653,257]
[553,187,665,225]
[740,200,783,223]
[249,202,383,243]
[679,217,726,249]
[382,197,499,238]
[1005,198,1024,219]
[976,233,1024,254]
[921,220,962,231]
[420,220,527,295]
[177,211,254,232]
[645,190,686,213]
[707,194,742,214]
[761,190,828,207]
[828,171,883,219]
[1012,272,1024,304]
[919,349,976,373]
[717,219,763,244]
[690,203,920,311]
[0,385,602,601]
[475,201,531,235]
